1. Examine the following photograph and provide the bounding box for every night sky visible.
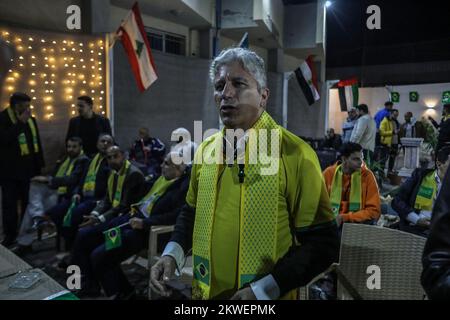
[323,0,450,67]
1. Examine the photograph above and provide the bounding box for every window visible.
[145,27,186,56]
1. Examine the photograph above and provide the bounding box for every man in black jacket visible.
[421,152,450,299]
[392,146,450,237]
[66,96,112,157]
[45,134,113,249]
[15,137,89,251]
[71,152,190,298]
[0,92,45,246]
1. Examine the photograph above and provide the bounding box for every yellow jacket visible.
[380,117,394,146]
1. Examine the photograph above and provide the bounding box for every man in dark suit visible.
[66,96,112,157]
[0,92,45,246]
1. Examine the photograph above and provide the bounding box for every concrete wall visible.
[284,3,317,49]
[182,0,214,25]
[113,44,218,150]
[328,82,450,134]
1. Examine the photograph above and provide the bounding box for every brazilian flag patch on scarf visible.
[104,227,122,250]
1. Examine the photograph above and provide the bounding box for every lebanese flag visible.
[117,2,158,92]
[294,55,320,106]
[337,77,359,111]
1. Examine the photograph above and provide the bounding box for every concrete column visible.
[267,48,284,73]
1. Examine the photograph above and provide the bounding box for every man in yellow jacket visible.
[150,48,339,300]
[379,109,397,172]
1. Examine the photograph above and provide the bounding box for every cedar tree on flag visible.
[117,2,158,92]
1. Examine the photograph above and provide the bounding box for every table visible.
[0,244,78,300]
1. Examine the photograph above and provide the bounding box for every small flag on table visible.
[116,2,158,92]
[294,55,320,106]
[409,91,419,102]
[442,91,450,104]
[63,200,76,227]
[104,227,122,251]
[391,92,400,103]
[337,78,358,111]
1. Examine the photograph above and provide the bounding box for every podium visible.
[398,138,423,177]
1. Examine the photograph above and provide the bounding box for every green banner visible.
[391,92,400,103]
[104,227,122,250]
[443,91,450,104]
[409,91,419,102]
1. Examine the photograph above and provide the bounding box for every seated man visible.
[45,134,114,250]
[70,152,186,299]
[391,146,450,237]
[15,137,89,253]
[323,142,381,227]
[129,127,165,178]
[321,128,343,151]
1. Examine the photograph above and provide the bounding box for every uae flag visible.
[117,3,158,92]
[337,78,359,111]
[294,55,320,106]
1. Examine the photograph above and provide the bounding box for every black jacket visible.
[437,118,450,152]
[48,154,90,198]
[140,169,191,231]
[74,155,111,200]
[391,168,435,237]
[93,162,145,221]
[66,113,112,157]
[0,109,45,181]
[421,167,450,299]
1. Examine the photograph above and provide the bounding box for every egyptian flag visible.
[117,2,158,92]
[294,55,320,106]
[337,78,359,111]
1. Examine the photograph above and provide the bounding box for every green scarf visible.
[55,151,84,195]
[330,164,362,215]
[192,111,282,300]
[131,176,176,217]
[82,153,104,197]
[7,107,39,156]
[107,160,131,208]
[414,171,437,211]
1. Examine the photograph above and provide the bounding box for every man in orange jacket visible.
[323,142,381,226]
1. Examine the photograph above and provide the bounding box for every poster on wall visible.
[409,91,419,102]
[442,91,450,104]
[391,92,400,103]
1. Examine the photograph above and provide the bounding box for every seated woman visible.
[323,142,381,227]
[391,146,450,237]
[71,152,190,299]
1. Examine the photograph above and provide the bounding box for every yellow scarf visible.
[130,176,176,217]
[414,171,437,211]
[7,107,39,156]
[107,160,131,208]
[82,153,104,197]
[192,111,282,300]
[55,151,84,195]
[329,164,362,215]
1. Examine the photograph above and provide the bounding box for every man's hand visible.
[416,218,431,228]
[230,287,257,300]
[16,108,31,123]
[336,214,343,226]
[79,214,100,228]
[129,217,144,230]
[72,194,81,203]
[150,256,177,297]
[31,176,49,184]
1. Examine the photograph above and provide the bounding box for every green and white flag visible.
[391,92,400,103]
[443,91,450,104]
[62,200,76,227]
[104,227,122,251]
[409,91,419,102]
